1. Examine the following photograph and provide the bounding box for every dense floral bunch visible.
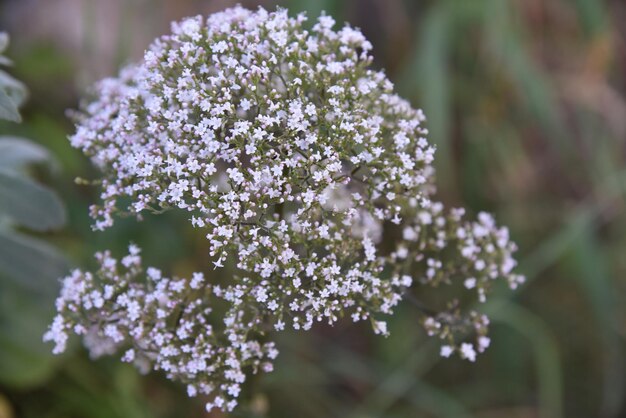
[45,6,523,411]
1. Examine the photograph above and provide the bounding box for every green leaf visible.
[0,332,57,388]
[0,69,27,108]
[0,33,8,55]
[0,136,51,171]
[0,229,67,293]
[0,168,66,231]
[0,87,20,122]
[0,282,59,388]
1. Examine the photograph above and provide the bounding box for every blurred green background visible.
[0,0,625,417]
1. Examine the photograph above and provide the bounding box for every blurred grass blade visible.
[519,206,595,284]
[516,169,626,287]
[572,0,608,37]
[482,0,567,147]
[409,380,473,418]
[398,3,452,190]
[487,302,563,418]
[348,340,438,418]
[319,335,471,418]
[0,168,66,231]
[566,225,624,416]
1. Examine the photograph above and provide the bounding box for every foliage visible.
[0,33,67,389]
[0,33,27,123]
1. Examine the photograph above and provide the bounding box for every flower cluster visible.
[46,6,523,411]
[45,246,277,411]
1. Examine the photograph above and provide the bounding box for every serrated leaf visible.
[0,88,20,122]
[0,136,51,171]
[0,230,67,294]
[0,168,66,231]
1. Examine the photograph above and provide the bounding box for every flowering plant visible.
[45,6,523,412]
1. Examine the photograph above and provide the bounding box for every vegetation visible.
[0,1,624,417]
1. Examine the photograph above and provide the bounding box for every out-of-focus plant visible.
[0,33,67,388]
[0,0,622,417]
[0,33,26,123]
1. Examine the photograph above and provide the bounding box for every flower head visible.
[49,6,523,411]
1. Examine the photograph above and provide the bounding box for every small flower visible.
[478,336,491,352]
[464,277,477,289]
[460,343,477,362]
[440,345,454,358]
[373,320,388,336]
[48,5,522,412]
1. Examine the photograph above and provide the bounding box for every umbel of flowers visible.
[44,6,524,412]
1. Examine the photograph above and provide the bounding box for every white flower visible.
[460,343,477,362]
[464,277,477,289]
[440,345,454,358]
[50,5,522,412]
[373,321,388,336]
[478,336,491,352]
[363,235,376,262]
